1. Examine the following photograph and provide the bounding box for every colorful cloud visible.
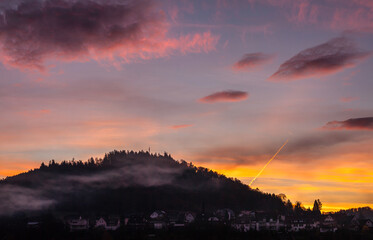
[248,0,373,33]
[233,52,274,71]
[340,97,358,103]
[170,124,193,130]
[198,90,249,103]
[323,117,373,131]
[268,37,371,81]
[19,109,51,118]
[0,0,219,70]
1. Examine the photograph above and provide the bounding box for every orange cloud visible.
[199,90,249,103]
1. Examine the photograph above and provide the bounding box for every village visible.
[23,208,373,234]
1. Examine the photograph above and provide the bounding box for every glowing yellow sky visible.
[196,150,373,211]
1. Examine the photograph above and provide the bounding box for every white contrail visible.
[249,139,288,187]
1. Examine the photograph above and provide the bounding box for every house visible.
[333,214,356,230]
[232,211,253,232]
[320,215,338,232]
[27,221,41,229]
[290,219,314,232]
[94,216,121,231]
[172,212,195,228]
[126,214,147,230]
[255,212,285,231]
[260,217,284,231]
[308,219,320,230]
[360,219,373,231]
[105,217,120,230]
[185,212,195,223]
[324,214,335,223]
[215,209,235,222]
[208,216,220,222]
[233,212,286,232]
[67,216,89,231]
[95,217,107,229]
[232,222,251,232]
[168,211,179,227]
[149,210,168,230]
[150,210,166,219]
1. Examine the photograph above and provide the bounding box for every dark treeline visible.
[0,150,323,217]
[3,150,180,177]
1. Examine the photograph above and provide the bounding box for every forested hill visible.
[0,150,288,215]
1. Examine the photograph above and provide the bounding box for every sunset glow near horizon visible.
[1,0,373,212]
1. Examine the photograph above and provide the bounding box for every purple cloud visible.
[269,37,371,81]
[323,117,373,131]
[0,0,219,71]
[0,0,164,70]
[199,90,249,103]
[233,52,274,71]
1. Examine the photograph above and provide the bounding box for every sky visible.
[0,0,373,212]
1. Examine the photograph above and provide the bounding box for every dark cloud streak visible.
[269,37,371,81]
[199,90,248,103]
[323,117,373,130]
[233,52,274,70]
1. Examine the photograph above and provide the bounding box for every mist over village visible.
[0,0,373,239]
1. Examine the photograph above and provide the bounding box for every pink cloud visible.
[19,109,51,118]
[199,90,249,103]
[170,124,193,130]
[117,31,219,61]
[269,37,371,82]
[287,2,319,24]
[249,0,373,32]
[330,7,373,33]
[164,0,194,22]
[323,117,373,131]
[340,97,358,103]
[233,52,275,71]
[168,5,179,22]
[0,0,219,71]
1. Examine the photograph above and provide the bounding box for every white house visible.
[94,217,121,230]
[185,212,195,223]
[232,222,252,232]
[172,212,196,227]
[27,221,41,229]
[320,215,337,233]
[68,216,89,231]
[149,210,167,230]
[150,211,166,220]
[289,220,307,232]
[106,218,120,231]
[95,218,107,229]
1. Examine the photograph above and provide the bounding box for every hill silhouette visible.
[0,150,288,216]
